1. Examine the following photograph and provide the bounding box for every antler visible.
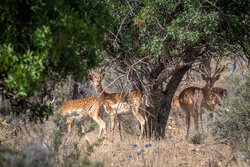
[212,65,225,77]
[211,58,225,77]
[200,58,211,77]
[88,67,104,77]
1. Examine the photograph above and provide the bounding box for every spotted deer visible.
[178,60,225,138]
[88,74,148,141]
[56,94,106,140]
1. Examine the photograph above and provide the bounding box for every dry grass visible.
[1,106,247,167]
[85,113,241,167]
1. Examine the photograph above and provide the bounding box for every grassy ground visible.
[85,113,239,167]
[0,107,248,167]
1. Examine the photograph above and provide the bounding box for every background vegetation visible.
[0,0,112,119]
[211,70,250,151]
[0,0,249,166]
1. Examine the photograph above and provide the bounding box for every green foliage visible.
[59,127,103,167]
[0,0,112,119]
[0,0,112,97]
[0,144,53,167]
[0,145,31,167]
[85,140,103,157]
[66,140,103,167]
[80,156,102,167]
[51,114,66,152]
[216,0,249,50]
[0,141,102,167]
[189,132,205,145]
[86,122,98,133]
[106,0,248,61]
[211,71,250,150]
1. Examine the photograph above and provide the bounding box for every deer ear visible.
[201,74,206,80]
[88,74,93,80]
[215,74,220,80]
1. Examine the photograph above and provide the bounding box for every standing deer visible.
[56,90,106,140]
[88,74,148,141]
[177,60,225,138]
[199,87,228,120]
[172,87,228,134]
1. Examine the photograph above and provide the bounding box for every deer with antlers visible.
[172,87,227,135]
[88,74,148,141]
[199,86,228,119]
[177,59,225,138]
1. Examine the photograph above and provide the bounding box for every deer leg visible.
[110,114,115,142]
[133,107,146,139]
[192,108,199,132]
[141,108,149,139]
[191,107,199,132]
[91,114,106,139]
[145,114,149,139]
[185,111,191,139]
[200,108,204,131]
[66,116,74,132]
[117,115,122,141]
[80,121,85,133]
[194,89,203,132]
[194,116,199,132]
[79,120,92,144]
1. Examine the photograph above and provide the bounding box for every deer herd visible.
[57,60,228,141]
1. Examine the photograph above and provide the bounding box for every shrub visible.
[0,144,52,167]
[189,132,205,144]
[211,70,250,151]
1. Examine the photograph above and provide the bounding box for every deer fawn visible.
[56,91,106,140]
[177,61,225,138]
[88,74,148,141]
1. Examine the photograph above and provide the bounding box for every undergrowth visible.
[211,71,250,152]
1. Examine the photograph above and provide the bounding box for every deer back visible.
[58,96,99,116]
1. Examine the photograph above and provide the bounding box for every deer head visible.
[200,59,225,89]
[88,74,101,87]
[88,69,105,88]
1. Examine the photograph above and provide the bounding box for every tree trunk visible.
[148,66,191,139]
[72,82,80,100]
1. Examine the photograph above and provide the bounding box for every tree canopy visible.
[0,0,112,98]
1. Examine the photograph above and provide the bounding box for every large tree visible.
[103,0,249,138]
[0,0,112,119]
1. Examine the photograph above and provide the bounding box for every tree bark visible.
[148,66,191,139]
[72,82,80,100]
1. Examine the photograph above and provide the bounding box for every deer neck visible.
[202,84,212,98]
[96,84,106,102]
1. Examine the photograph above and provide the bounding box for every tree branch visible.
[154,63,180,89]
[162,35,172,62]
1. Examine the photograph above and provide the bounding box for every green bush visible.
[0,144,52,167]
[211,70,250,151]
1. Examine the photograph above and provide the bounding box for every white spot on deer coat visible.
[110,102,131,115]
